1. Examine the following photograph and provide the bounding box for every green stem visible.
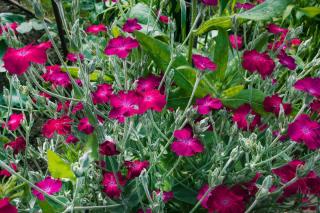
[187,0,198,63]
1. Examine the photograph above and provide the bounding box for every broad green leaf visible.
[127,3,161,34]
[213,29,229,80]
[219,0,230,15]
[222,85,244,97]
[0,39,7,59]
[298,7,320,18]
[61,66,113,82]
[38,200,55,213]
[195,16,232,35]
[173,183,197,205]
[86,134,99,160]
[222,89,266,114]
[47,150,76,181]
[16,22,33,34]
[248,32,270,52]
[237,0,292,21]
[0,13,25,23]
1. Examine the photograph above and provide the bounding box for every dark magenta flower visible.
[99,140,119,156]
[278,51,296,70]
[195,95,223,115]
[206,185,245,213]
[232,104,261,131]
[3,43,51,75]
[231,173,261,202]
[0,22,18,35]
[156,190,174,203]
[310,100,320,113]
[66,135,79,144]
[290,38,302,47]
[287,114,320,150]
[32,176,62,200]
[66,53,84,62]
[0,198,17,213]
[78,117,94,135]
[122,18,142,33]
[242,50,275,79]
[71,102,83,114]
[109,91,141,122]
[201,0,218,6]
[124,160,150,179]
[192,54,217,72]
[139,89,166,113]
[102,172,126,198]
[92,84,113,105]
[229,34,243,49]
[235,2,255,10]
[158,14,170,24]
[267,24,288,35]
[43,65,71,88]
[263,94,292,116]
[294,77,320,98]
[171,127,204,157]
[42,116,72,138]
[104,36,139,58]
[85,24,107,35]
[7,113,24,131]
[56,101,70,113]
[197,184,212,209]
[136,75,161,92]
[0,163,17,177]
[4,137,26,154]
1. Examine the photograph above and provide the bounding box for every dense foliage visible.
[0,0,320,212]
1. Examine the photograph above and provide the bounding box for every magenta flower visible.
[85,24,107,35]
[7,113,24,131]
[192,54,217,72]
[99,140,119,156]
[310,100,320,113]
[231,173,261,202]
[156,190,174,203]
[0,163,18,177]
[125,160,150,179]
[92,84,113,105]
[290,38,302,47]
[104,36,139,58]
[71,102,83,114]
[171,127,204,157]
[3,43,51,75]
[0,198,17,213]
[159,15,170,24]
[235,2,255,10]
[272,160,304,184]
[109,91,141,122]
[267,24,288,35]
[294,77,320,98]
[32,176,62,200]
[78,117,94,135]
[197,184,212,209]
[195,95,223,115]
[232,104,261,131]
[229,34,243,49]
[242,50,275,79]
[263,94,292,116]
[206,185,245,213]
[0,22,18,35]
[201,0,218,6]
[66,135,79,144]
[43,65,71,88]
[136,75,161,92]
[42,116,73,138]
[287,114,320,150]
[67,53,84,62]
[278,51,296,70]
[139,89,166,113]
[4,137,26,154]
[102,172,126,198]
[122,18,142,33]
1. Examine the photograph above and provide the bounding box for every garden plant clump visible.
[0,0,320,212]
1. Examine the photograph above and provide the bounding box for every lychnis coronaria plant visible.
[0,0,319,212]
